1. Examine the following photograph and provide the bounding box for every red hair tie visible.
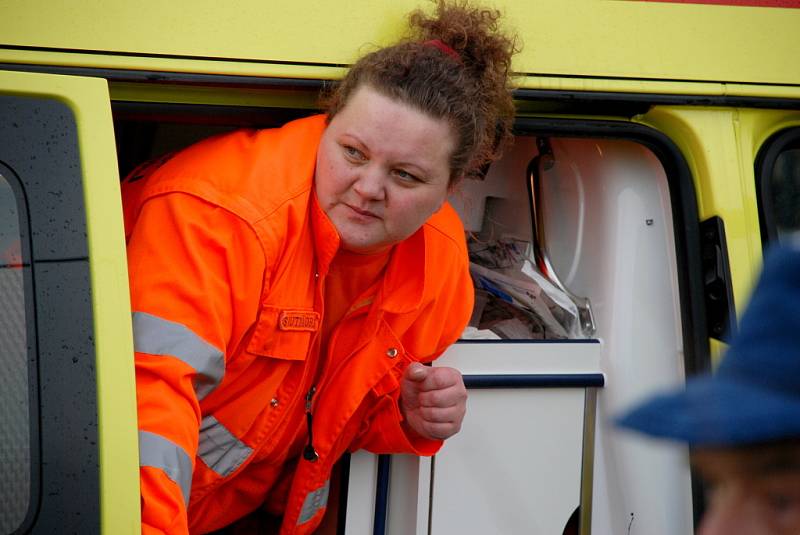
[424,39,461,63]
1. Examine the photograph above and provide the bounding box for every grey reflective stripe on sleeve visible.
[298,480,330,525]
[132,311,224,399]
[138,430,193,506]
[198,415,253,477]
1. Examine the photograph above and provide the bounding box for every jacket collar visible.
[378,227,426,314]
[310,190,427,315]
[310,190,340,279]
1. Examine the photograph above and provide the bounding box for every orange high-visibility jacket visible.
[122,115,474,534]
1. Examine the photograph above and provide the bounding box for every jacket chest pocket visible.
[246,305,318,361]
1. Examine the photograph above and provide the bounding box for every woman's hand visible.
[400,362,467,440]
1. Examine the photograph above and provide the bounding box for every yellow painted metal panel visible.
[637,106,800,361]
[638,108,755,299]
[108,82,321,108]
[2,0,800,86]
[0,69,139,533]
[0,48,347,81]
[4,47,800,103]
[731,107,800,273]
[515,76,800,101]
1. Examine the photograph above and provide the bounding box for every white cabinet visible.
[345,341,602,535]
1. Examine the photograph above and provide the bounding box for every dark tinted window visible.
[0,163,31,534]
[757,130,800,244]
[768,147,800,239]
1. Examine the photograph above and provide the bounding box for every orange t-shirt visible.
[321,248,391,345]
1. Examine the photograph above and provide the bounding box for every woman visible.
[124,2,517,533]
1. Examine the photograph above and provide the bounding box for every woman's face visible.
[315,85,456,254]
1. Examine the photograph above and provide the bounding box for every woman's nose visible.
[352,165,385,201]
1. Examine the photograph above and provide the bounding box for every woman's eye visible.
[394,169,419,182]
[344,145,364,160]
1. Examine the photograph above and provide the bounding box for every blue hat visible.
[617,243,800,446]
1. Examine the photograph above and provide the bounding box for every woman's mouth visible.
[345,204,380,219]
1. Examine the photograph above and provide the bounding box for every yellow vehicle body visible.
[1,1,799,533]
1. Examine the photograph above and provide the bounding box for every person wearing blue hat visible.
[617,243,800,535]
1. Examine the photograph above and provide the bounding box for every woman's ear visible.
[447,173,464,195]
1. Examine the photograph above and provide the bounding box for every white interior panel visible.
[437,340,601,375]
[430,388,584,535]
[449,137,535,239]
[386,455,431,535]
[540,138,693,535]
[344,451,379,535]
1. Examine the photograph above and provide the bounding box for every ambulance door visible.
[0,70,138,534]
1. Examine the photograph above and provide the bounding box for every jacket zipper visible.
[302,275,383,463]
[302,306,373,464]
[303,385,319,462]
[301,262,326,463]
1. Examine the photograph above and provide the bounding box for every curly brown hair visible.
[323,0,519,184]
